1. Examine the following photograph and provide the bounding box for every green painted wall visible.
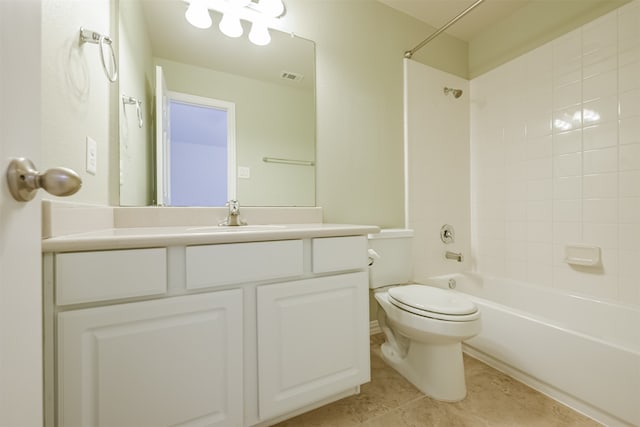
[283,0,467,227]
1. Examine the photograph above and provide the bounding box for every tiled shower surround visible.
[470,0,640,306]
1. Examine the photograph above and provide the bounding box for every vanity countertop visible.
[42,223,380,252]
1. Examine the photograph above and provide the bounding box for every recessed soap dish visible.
[565,244,601,266]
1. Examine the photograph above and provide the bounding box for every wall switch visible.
[238,166,250,179]
[86,137,97,175]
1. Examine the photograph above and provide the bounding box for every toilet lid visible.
[388,285,477,316]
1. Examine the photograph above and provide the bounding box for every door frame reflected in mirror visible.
[162,90,237,207]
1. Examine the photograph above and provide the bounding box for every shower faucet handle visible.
[440,224,455,244]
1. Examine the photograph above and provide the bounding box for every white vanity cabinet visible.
[57,291,243,427]
[44,230,374,427]
[257,272,369,420]
[254,236,370,421]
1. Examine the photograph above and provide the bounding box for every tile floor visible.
[274,334,601,426]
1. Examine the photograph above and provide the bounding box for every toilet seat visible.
[387,285,480,322]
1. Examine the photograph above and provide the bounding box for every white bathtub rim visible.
[418,272,640,353]
[425,271,640,313]
[464,293,639,355]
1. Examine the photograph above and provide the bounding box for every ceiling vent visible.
[280,71,304,82]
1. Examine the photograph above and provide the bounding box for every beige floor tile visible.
[459,355,599,426]
[275,336,424,426]
[362,397,490,427]
[274,334,601,427]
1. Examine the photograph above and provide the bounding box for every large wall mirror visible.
[119,0,316,207]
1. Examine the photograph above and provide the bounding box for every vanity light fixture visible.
[184,0,286,46]
[218,9,243,38]
[257,0,285,17]
[185,0,213,29]
[248,20,270,45]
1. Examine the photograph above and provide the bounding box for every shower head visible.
[444,87,463,98]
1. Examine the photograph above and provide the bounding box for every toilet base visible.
[380,339,467,402]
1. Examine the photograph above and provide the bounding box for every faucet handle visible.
[221,200,246,226]
[227,199,240,214]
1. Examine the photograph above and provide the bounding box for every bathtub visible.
[423,273,640,427]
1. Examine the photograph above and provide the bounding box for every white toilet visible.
[368,229,481,402]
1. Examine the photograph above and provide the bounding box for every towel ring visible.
[99,34,118,82]
[79,27,118,83]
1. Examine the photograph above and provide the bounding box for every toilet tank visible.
[368,228,414,289]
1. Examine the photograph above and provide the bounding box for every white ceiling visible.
[377,0,532,42]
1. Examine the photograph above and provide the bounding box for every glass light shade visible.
[219,12,243,38]
[185,2,212,29]
[258,0,284,17]
[248,21,271,46]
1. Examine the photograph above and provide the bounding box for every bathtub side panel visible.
[465,301,640,427]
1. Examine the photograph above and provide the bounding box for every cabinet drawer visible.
[186,240,303,290]
[55,248,167,305]
[312,236,368,273]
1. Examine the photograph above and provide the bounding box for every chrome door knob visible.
[6,158,82,202]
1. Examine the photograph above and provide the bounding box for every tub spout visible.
[445,251,463,262]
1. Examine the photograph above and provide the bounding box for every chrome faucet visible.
[220,199,247,226]
[445,251,463,262]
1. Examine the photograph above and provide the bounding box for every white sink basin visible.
[187,225,287,233]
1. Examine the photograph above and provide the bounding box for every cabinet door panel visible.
[257,272,370,420]
[58,291,242,427]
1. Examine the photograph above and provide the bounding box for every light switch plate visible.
[86,137,97,175]
[238,166,250,179]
